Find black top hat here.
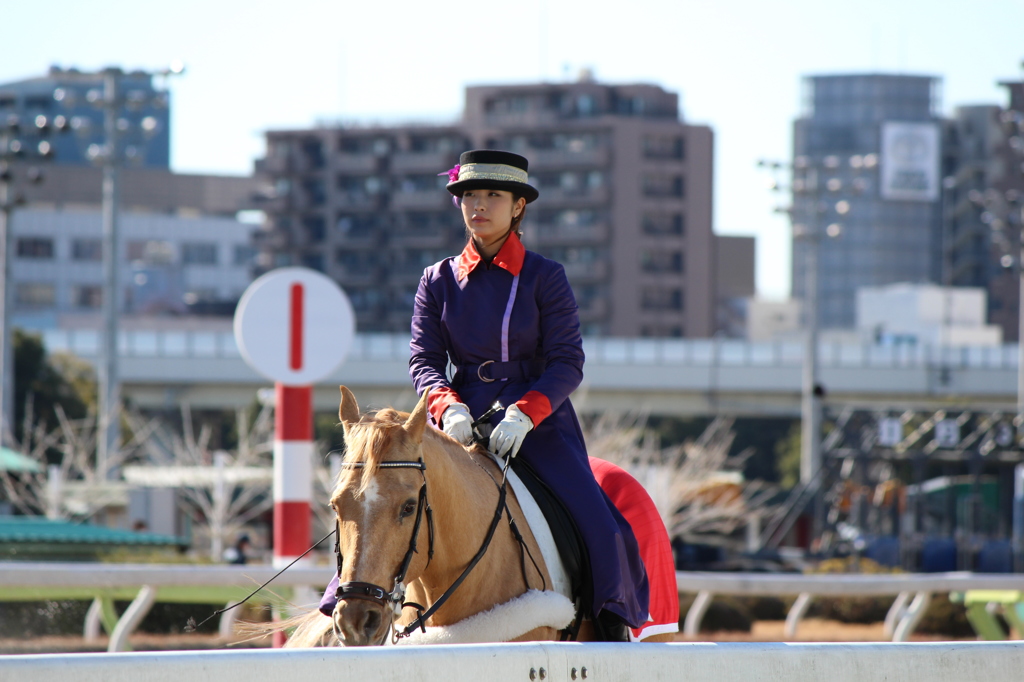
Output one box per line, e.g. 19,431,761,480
445,150,539,203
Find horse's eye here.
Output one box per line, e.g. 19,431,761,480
400,500,416,518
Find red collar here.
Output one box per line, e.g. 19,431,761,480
455,232,525,281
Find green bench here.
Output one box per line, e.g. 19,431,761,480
950,590,1024,640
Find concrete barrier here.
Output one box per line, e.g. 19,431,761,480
1,642,1021,682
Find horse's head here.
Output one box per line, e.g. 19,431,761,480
328,385,432,645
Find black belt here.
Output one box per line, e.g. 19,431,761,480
454,359,545,386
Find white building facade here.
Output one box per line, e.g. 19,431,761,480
10,208,256,328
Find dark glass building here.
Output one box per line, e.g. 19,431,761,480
792,74,942,329
0,66,171,169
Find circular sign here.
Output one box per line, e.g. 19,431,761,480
234,267,355,385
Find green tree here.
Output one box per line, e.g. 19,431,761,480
12,330,96,445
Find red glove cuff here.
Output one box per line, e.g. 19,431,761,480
427,387,463,425
515,390,552,426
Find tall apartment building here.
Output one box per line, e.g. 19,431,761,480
0,66,171,169
253,79,717,337
792,74,942,329
941,80,1024,340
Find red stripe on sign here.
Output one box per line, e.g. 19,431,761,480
275,384,312,441
289,283,304,371
274,500,311,558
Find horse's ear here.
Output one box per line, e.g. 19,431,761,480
403,388,430,442
339,385,360,429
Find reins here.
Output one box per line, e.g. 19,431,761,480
189,402,546,644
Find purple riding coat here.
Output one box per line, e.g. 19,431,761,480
406,233,649,629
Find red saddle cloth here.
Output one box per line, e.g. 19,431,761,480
590,457,680,641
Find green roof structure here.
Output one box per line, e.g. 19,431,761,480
0,516,187,561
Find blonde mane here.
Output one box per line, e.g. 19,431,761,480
337,408,471,495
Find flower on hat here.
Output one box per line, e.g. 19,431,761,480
439,164,461,206
438,164,461,184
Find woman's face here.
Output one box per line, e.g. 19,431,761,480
461,188,525,245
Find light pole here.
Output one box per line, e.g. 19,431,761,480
0,116,64,442
760,153,873,539
53,63,183,477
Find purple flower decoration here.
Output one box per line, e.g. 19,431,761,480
438,164,460,183
438,164,461,207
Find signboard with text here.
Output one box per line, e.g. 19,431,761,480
880,121,940,202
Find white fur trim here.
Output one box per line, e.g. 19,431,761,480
394,590,575,645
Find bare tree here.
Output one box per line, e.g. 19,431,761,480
0,400,158,520
124,404,275,559
585,414,779,548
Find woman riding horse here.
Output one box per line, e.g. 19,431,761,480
407,149,649,637
318,150,650,638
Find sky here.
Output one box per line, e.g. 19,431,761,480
2,0,1022,299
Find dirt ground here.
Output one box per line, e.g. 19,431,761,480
0,619,977,654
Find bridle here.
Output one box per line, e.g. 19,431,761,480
332,448,538,644
333,459,435,644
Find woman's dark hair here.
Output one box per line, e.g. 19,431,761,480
511,193,527,236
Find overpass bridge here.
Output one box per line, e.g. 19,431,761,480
40,329,1021,417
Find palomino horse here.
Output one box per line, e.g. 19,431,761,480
287,386,573,647
286,386,675,646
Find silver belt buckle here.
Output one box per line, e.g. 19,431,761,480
477,360,495,383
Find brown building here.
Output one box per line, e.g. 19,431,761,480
253,79,717,337
714,235,756,337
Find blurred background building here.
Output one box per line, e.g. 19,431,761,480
253,78,748,338
791,74,943,331
0,66,170,169
6,165,259,329
941,80,1024,342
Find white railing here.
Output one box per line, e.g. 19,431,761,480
675,570,1024,641
39,329,1023,371
4,563,1024,652
1,641,1021,682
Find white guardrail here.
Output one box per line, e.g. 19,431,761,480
1,642,1022,682
4,564,1024,650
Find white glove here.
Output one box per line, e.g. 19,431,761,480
441,402,474,445
489,404,534,458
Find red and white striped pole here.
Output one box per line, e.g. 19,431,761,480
271,382,312,647
271,282,314,646
273,382,313,565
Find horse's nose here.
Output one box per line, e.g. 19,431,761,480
334,602,387,646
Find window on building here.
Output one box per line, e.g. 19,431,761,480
302,215,325,241
300,138,324,169
126,240,174,263
642,174,684,198
234,244,257,266
71,284,102,309
641,287,683,311
16,237,54,259
640,250,683,273
643,135,685,160
400,174,444,192
302,178,325,206
182,288,218,305
15,283,55,308
71,238,102,261
301,253,324,272
181,242,218,265
640,324,683,337
642,213,685,235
